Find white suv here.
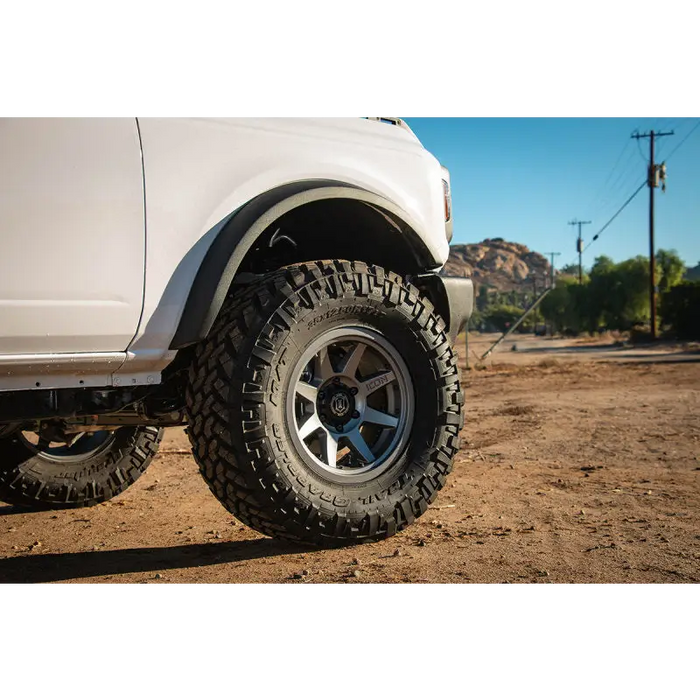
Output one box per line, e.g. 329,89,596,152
0,118,473,545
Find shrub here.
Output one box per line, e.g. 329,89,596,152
660,281,700,340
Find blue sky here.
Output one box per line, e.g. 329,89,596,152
408,118,700,270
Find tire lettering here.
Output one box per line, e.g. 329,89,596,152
306,306,384,330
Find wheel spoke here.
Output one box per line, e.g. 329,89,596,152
316,347,335,381
295,381,318,403
339,342,366,378
363,407,399,429
361,370,396,396
322,430,339,467
346,428,375,464
298,414,323,441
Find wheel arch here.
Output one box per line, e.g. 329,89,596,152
170,179,442,349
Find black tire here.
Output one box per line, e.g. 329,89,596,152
186,261,463,546
0,426,162,509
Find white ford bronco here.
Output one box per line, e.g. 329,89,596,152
0,118,473,545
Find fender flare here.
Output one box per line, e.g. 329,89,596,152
170,179,438,348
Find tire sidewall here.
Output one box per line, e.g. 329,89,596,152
244,276,450,514
0,426,162,508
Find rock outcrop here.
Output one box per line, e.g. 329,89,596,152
444,238,551,292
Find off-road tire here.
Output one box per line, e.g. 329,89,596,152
0,426,162,509
186,261,464,546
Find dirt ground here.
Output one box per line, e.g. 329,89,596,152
1,334,699,584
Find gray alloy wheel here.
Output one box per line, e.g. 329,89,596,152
19,429,116,462
286,327,415,483
0,425,162,509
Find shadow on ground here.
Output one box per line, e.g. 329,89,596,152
0,506,23,516
0,539,314,583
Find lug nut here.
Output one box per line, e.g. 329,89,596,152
336,424,344,432
352,410,360,419
350,387,358,396
332,377,341,385
318,391,326,400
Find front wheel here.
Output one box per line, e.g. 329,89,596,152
186,261,464,546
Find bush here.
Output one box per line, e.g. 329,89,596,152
629,324,654,344
660,281,700,340
484,304,525,333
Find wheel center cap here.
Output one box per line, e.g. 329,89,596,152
329,392,351,418
319,385,355,426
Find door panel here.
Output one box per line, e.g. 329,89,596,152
0,118,145,354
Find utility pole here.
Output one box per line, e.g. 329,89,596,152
632,128,674,340
543,252,561,288
568,220,592,284
541,252,560,337
532,277,538,332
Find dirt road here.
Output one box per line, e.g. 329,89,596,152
2,335,699,583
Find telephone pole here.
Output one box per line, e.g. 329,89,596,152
568,220,591,284
541,252,560,337
542,252,561,288
632,129,674,340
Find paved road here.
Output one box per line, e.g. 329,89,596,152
467,334,700,365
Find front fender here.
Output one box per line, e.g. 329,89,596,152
170,180,440,349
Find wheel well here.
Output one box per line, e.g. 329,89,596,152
236,199,433,277
170,188,442,350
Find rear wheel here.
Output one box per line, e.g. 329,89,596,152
0,425,162,508
186,260,463,546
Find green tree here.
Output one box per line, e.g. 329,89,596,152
559,263,580,278
476,284,490,312
657,249,686,293
660,281,700,339
614,256,651,327
484,304,525,333
590,255,615,276
586,256,649,330
540,277,585,334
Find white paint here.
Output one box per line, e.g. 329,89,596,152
0,118,145,354
126,118,448,371
0,118,451,391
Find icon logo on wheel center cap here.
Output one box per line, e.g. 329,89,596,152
330,393,351,417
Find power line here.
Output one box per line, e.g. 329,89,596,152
555,180,647,281
663,119,700,162
561,180,647,292
593,146,645,220
553,122,687,293
562,180,647,284
586,120,688,226
584,139,633,215
650,118,665,130
654,119,683,159
582,181,647,253
600,122,675,215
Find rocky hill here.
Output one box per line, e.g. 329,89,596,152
444,238,551,292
